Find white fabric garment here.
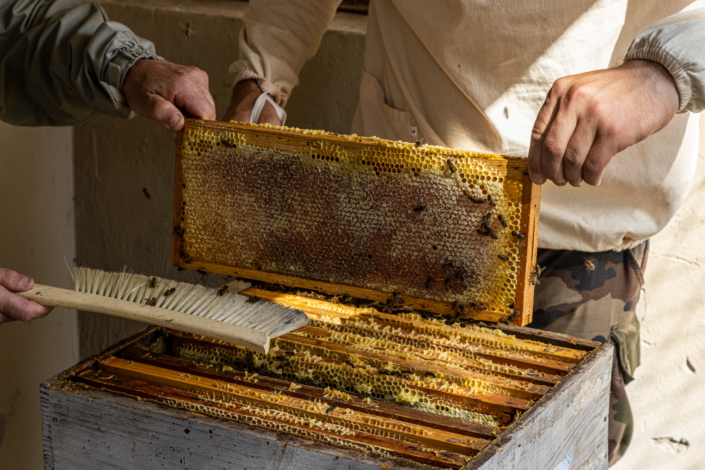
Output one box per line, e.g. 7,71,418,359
230,0,705,252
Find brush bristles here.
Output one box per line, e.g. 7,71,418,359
72,267,309,339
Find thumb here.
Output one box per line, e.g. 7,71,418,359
149,97,186,131
0,268,34,292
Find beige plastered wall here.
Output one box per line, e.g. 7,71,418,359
0,124,78,469
1,0,703,468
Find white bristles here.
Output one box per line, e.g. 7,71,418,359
71,267,309,340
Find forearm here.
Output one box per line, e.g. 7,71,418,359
229,0,342,106
625,3,705,113
0,0,162,126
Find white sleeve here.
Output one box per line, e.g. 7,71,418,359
229,0,342,107
625,2,705,113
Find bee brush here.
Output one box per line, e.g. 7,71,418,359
16,267,309,354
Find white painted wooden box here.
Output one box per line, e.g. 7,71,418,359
41,325,611,470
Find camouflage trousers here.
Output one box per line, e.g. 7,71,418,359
528,240,648,467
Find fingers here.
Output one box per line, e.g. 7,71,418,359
528,86,560,185
0,267,34,292
123,60,216,131
148,97,184,131
562,117,596,186
539,107,578,186
177,68,216,122
0,270,53,324
582,134,617,186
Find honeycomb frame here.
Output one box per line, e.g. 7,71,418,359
173,120,541,325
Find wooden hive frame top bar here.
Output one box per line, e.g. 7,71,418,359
174,120,540,325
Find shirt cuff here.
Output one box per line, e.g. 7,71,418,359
624,47,691,113
229,60,283,105
104,46,164,109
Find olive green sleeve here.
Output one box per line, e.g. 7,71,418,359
0,0,163,126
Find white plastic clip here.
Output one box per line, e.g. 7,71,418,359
250,92,287,125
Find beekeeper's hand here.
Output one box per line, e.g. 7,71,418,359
123,59,216,132
222,79,282,125
528,59,679,187
0,268,53,324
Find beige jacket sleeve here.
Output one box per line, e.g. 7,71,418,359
229,0,341,107
625,2,705,113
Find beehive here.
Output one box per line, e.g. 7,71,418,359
173,120,540,325
42,322,610,470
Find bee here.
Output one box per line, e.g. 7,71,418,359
458,304,466,315
392,291,403,304
497,214,508,227
487,194,496,207
173,227,185,237
344,361,356,369
182,22,193,40
498,254,508,261
164,287,176,297
245,296,260,304
379,370,391,376
508,301,515,309
470,195,487,204
529,264,544,285
470,302,479,309
481,212,492,226
146,297,157,306
197,269,207,275
180,254,192,264
511,231,525,240
442,261,454,269
413,205,426,212
444,278,451,290
425,276,433,289
446,159,456,174
284,350,296,356
499,315,510,325
510,310,522,321
148,277,157,288
142,188,151,199
221,139,237,148
489,229,499,240
477,305,486,311
325,402,340,414
584,258,595,273
414,138,425,147
451,300,459,310
217,285,228,296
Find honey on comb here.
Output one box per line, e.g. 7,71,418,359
178,121,530,317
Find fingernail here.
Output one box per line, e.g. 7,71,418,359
532,173,546,185
168,114,181,130
555,180,567,187
20,276,30,289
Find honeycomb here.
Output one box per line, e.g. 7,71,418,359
177,121,534,316
174,338,505,427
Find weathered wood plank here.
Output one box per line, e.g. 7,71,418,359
463,345,612,470
41,380,441,470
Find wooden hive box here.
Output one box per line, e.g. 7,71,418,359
41,121,612,469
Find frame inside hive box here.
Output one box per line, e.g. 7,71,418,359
172,120,541,325
41,326,611,469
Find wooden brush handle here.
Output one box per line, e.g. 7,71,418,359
18,284,270,354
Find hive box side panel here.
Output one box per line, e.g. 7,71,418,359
40,383,422,470
471,344,612,470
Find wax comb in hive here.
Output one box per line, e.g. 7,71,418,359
173,120,540,325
